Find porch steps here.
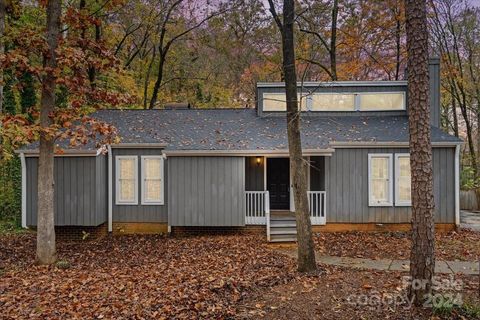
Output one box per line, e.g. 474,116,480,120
269,211,297,243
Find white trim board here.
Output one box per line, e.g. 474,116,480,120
330,141,461,148
20,153,27,228
257,81,408,88
140,156,165,205
163,149,334,157
115,155,139,205
107,145,113,232
368,153,393,207
455,145,460,225
394,153,412,206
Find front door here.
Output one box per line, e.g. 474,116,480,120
267,158,290,210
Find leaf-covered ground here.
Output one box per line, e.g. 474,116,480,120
0,234,295,319
1,232,479,319
314,230,480,261
237,265,480,320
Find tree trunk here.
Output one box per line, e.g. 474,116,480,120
280,0,316,273
405,0,435,305
450,85,459,137
149,52,165,109
330,0,338,81
88,23,101,90
394,14,402,81
37,0,62,265
0,0,5,114
143,47,156,109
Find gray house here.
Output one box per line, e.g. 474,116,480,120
18,59,462,241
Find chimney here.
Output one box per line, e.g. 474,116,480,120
429,57,441,127
162,102,191,110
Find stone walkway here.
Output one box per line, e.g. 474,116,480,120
460,210,480,231
279,250,479,275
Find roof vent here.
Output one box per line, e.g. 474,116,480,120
163,102,191,110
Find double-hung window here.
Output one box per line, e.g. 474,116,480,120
368,154,393,206
141,156,164,205
116,156,138,205
395,154,411,206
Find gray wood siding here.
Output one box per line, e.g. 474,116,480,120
26,156,106,226
325,148,455,224
245,156,264,191
168,157,245,226
112,148,167,223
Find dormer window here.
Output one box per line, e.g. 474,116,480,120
359,92,405,111
310,93,355,111
262,93,308,111
260,89,406,112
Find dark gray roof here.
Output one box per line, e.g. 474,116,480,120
22,109,461,151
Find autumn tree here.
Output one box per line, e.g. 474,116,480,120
146,0,234,109
405,0,436,304
429,0,480,180
1,0,130,263
268,0,316,273
34,0,63,264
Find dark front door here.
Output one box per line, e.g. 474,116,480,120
267,158,290,210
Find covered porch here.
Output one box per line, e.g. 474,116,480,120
244,156,327,241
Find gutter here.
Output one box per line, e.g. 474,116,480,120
163,148,335,157
330,141,462,148
16,149,99,157
110,143,167,149
20,153,27,228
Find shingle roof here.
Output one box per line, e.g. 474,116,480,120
22,109,461,151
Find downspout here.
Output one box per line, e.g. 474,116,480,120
20,153,27,228
454,144,460,227
108,145,113,232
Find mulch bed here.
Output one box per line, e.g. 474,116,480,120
314,230,480,261
0,233,295,319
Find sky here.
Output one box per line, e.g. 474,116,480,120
470,0,480,6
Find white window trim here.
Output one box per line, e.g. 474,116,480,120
358,91,406,111
141,155,165,205
115,156,138,205
368,153,393,206
395,153,412,206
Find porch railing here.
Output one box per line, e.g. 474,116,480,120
308,191,326,225
245,191,269,225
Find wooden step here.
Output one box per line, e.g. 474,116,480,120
270,221,297,228
270,229,297,235
270,215,296,221
270,234,297,242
